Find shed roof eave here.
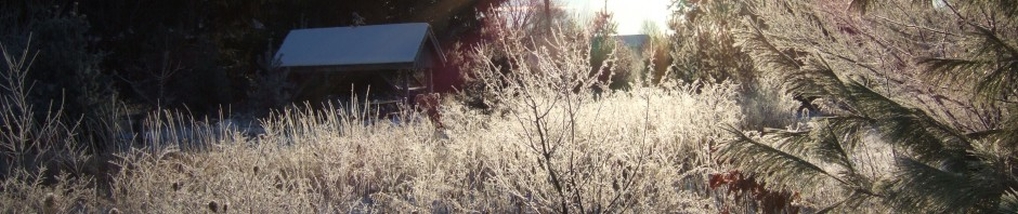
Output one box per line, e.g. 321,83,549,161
424,28,446,63
276,23,439,68
283,62,420,73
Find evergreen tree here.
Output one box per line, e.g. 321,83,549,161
719,0,1018,212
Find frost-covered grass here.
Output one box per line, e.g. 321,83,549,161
0,26,809,213
2,85,761,213
98,82,747,213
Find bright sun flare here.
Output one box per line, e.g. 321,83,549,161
562,0,672,35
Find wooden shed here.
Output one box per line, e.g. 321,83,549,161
275,23,445,104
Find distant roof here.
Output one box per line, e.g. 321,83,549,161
275,23,444,71
616,34,650,51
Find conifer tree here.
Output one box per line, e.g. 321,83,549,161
718,0,1018,212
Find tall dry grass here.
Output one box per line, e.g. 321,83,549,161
101,83,747,213
0,38,104,214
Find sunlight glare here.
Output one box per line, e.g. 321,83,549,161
562,0,672,35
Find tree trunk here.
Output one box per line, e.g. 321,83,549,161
544,0,552,32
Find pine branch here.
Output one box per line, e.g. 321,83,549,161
975,59,1018,102
920,57,989,80
719,126,852,192
1000,189,1018,213
972,25,1018,58
791,59,854,103
768,127,855,175
921,24,1018,104
848,0,932,14
772,116,885,193
818,115,874,150
885,157,1002,213
816,190,870,214
841,82,974,164
736,19,802,74
965,129,1003,140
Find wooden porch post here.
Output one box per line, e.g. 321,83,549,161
427,68,434,93
403,69,410,105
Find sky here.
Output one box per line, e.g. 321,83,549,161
561,0,673,35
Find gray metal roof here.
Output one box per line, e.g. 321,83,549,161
275,23,444,71
616,34,650,51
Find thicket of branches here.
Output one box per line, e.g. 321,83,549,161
668,0,797,130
